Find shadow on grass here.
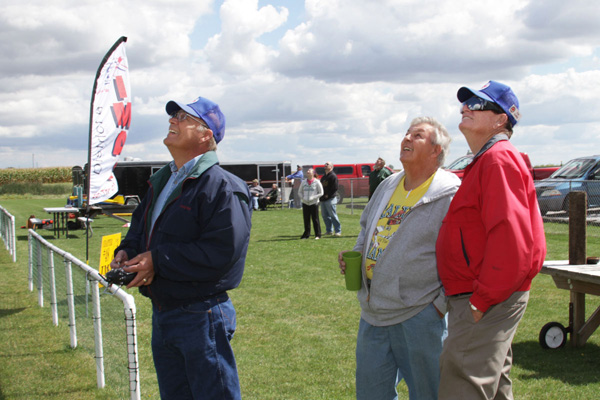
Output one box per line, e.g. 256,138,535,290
0,307,26,318
257,235,352,242
513,340,600,385
257,235,307,242
17,232,87,241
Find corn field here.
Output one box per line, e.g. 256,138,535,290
0,167,72,185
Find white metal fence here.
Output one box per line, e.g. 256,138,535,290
28,229,141,400
0,205,16,262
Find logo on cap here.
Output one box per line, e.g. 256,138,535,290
509,105,521,122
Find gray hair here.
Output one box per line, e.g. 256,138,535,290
409,116,451,167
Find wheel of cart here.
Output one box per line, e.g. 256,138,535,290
539,321,568,349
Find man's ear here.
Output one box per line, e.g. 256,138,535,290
432,144,442,158
496,113,509,129
203,130,214,142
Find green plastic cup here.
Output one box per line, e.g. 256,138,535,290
342,251,362,291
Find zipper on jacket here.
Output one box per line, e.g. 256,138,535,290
143,175,196,311
460,228,470,267
146,176,194,249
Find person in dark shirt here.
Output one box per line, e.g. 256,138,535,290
259,183,279,210
320,161,342,236
368,157,393,199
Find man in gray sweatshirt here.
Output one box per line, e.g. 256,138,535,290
338,116,460,400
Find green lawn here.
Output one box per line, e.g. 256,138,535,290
1,196,600,399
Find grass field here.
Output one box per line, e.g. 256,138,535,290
1,195,600,399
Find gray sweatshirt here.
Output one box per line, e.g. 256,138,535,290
353,169,460,326
299,179,324,205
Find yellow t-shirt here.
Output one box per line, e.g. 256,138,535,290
364,173,435,279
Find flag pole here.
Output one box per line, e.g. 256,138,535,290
85,36,128,264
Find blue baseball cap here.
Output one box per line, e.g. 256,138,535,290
166,96,226,143
457,80,521,127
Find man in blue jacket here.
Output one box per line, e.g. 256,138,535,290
110,96,252,399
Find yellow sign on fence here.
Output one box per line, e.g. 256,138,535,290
99,233,122,277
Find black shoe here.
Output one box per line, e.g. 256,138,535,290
300,235,309,239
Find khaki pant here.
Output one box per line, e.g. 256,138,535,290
439,291,529,400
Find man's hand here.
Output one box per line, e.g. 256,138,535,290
471,308,484,323
337,251,351,275
110,250,129,270
434,305,444,318
122,251,155,289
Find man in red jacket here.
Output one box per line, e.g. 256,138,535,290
436,81,546,400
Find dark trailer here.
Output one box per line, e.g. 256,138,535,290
73,160,292,212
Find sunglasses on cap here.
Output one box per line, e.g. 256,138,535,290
462,96,504,114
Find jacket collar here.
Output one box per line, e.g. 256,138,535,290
146,151,220,224
473,133,509,160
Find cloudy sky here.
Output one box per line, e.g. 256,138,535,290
2,0,600,170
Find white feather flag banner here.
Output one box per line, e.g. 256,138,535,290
87,36,131,205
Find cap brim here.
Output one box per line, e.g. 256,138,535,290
457,86,494,103
166,101,183,115
166,101,205,120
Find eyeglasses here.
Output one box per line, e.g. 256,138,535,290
170,111,209,128
462,97,504,114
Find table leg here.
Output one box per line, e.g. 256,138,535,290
570,291,585,347
54,212,59,238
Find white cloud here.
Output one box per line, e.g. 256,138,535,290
204,0,289,74
0,0,599,172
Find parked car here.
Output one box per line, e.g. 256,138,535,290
445,152,559,181
444,154,474,179
535,155,600,215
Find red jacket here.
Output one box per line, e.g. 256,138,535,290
436,138,546,312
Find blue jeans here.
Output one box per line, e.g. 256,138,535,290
251,196,259,210
356,303,447,400
320,198,341,233
151,295,241,400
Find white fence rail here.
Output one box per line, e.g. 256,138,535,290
28,229,141,400
0,205,16,262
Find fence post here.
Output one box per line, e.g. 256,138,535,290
37,242,44,307
48,248,59,326
91,277,106,389
350,179,354,215
568,191,587,265
0,206,17,262
28,231,34,292
64,259,78,348
124,303,141,400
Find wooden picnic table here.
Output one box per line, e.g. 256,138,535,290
540,260,600,348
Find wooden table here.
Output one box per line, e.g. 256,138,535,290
540,260,600,347
43,207,78,238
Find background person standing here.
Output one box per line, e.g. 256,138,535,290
299,168,323,239
286,164,304,208
320,162,342,236
436,81,546,400
368,157,393,199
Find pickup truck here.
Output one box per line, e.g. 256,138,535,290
307,163,393,203
445,153,558,181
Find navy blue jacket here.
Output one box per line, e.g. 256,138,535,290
115,151,252,310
